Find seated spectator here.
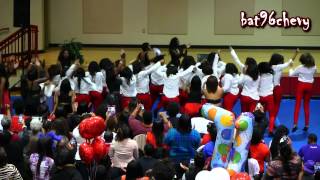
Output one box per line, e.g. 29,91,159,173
10,99,28,134
151,159,176,180
137,144,158,175
146,114,171,149
166,102,180,128
269,125,289,160
183,76,202,117
164,114,200,170
0,117,28,178
265,136,303,179
202,123,217,160
121,160,149,180
29,137,54,180
50,147,83,180
0,147,22,179
299,133,320,178
128,104,153,136
109,124,139,179
181,152,205,180
249,127,270,176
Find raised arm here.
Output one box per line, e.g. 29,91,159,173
230,47,245,69
139,61,163,77
177,65,195,77
212,53,219,78
289,65,302,77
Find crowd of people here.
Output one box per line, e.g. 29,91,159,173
0,37,318,180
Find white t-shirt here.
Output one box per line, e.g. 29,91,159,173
248,158,260,180
258,73,274,97
221,73,240,95
271,59,292,86
289,65,317,83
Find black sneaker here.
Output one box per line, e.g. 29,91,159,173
292,126,298,132
303,127,309,131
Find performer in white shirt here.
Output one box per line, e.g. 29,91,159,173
134,59,163,111
269,50,298,120
119,67,137,110
258,62,276,135
179,56,197,106
221,63,239,112
230,47,260,112
159,64,196,108
289,53,317,132
149,49,166,105
73,67,96,107
87,61,104,110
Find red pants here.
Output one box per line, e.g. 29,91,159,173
137,93,152,111
90,91,104,110
294,81,313,127
223,93,238,112
121,96,133,110
160,96,180,109
149,84,163,105
1,89,10,115
260,95,276,132
183,103,202,117
240,95,258,112
273,85,282,118
76,94,91,105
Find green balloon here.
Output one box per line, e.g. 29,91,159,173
238,120,248,131
232,151,241,163
218,144,229,155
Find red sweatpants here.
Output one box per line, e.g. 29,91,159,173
223,93,238,112
294,81,313,127
149,84,163,105
260,95,276,132
160,96,180,109
89,91,104,110
273,85,282,118
240,95,258,112
121,96,133,110
137,93,152,111
76,94,91,105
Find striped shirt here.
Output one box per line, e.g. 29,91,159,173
266,154,302,180
0,164,23,180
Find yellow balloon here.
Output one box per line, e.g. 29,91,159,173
220,114,233,127
208,108,217,121
235,136,242,147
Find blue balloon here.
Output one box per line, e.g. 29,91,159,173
221,129,232,140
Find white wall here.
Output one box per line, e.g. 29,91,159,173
0,0,45,50
47,0,320,47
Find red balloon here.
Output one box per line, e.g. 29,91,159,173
79,142,94,164
88,116,106,137
231,172,250,180
92,137,108,161
79,118,94,139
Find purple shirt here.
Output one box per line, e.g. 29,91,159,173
298,144,320,163
29,153,54,180
128,115,152,136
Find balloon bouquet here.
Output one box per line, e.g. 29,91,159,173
200,104,254,180
79,116,107,180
